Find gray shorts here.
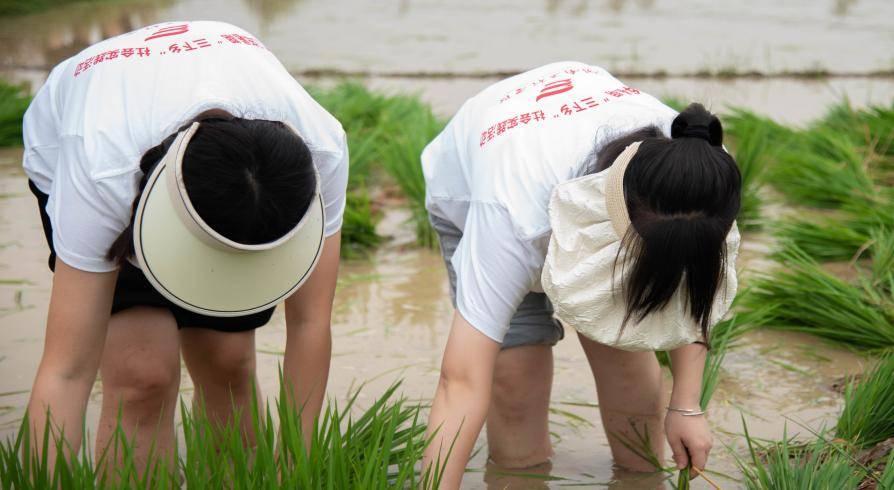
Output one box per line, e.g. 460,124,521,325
430,213,564,350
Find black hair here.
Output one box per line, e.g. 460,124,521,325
107,116,316,263
590,103,741,342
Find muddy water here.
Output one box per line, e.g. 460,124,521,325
0,144,868,488
0,0,887,487
1,0,892,76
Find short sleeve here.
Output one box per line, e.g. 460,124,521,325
452,202,545,342
316,133,349,237
47,140,134,273
22,61,71,191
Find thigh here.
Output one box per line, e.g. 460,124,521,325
101,306,181,395
577,333,663,412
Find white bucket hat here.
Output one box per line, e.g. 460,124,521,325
541,142,740,352
132,122,325,317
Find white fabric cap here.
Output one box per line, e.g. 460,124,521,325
132,122,325,317
541,144,740,352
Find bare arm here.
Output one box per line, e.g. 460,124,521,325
666,343,712,471
423,311,501,489
282,231,340,441
27,260,117,463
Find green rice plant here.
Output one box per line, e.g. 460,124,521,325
735,421,862,490
878,449,894,489
741,241,894,350
723,108,793,230
376,95,444,248
0,81,31,147
771,186,893,262
309,82,393,256
0,380,445,489
341,190,382,258
310,82,444,249
816,100,894,164
836,354,894,449
768,127,877,209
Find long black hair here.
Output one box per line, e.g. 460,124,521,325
591,103,741,342
107,115,316,263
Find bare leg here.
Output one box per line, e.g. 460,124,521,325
180,328,259,443
95,307,181,476
486,345,554,468
578,333,665,472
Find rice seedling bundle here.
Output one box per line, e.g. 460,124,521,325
0,381,443,489
310,82,444,249
735,423,862,490
741,237,894,350
376,94,445,248
768,127,877,210
836,355,894,449
0,81,31,147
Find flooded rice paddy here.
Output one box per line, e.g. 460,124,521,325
0,146,869,488
0,0,891,487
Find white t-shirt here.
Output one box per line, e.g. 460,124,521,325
23,21,348,273
421,61,678,343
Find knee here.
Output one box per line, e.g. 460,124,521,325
104,355,180,408
202,347,255,390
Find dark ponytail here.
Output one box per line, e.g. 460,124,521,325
594,103,741,342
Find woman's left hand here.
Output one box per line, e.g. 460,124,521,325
664,410,712,472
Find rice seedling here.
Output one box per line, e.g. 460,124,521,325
376,95,444,248
815,100,894,164
723,108,792,230
310,82,444,249
768,126,877,209
836,354,894,449
740,241,894,350
735,420,862,490
0,380,445,489
0,81,31,147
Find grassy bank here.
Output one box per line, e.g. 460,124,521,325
0,381,444,489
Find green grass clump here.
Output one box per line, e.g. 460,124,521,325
376,95,443,248
0,381,444,489
836,355,894,449
0,81,31,147
768,127,877,210
724,108,793,230
736,423,862,490
740,238,894,350
310,82,444,251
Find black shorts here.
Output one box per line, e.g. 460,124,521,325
29,180,275,331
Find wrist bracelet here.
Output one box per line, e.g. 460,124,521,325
667,407,706,417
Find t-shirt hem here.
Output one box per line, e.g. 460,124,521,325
456,303,505,344
53,239,118,273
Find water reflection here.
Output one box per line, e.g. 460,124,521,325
241,0,304,31
833,0,859,16
0,0,172,70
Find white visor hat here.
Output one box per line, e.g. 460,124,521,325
541,142,740,352
132,122,325,317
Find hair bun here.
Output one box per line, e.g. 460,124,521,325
671,103,723,147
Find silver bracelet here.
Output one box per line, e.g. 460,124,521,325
667,407,706,417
